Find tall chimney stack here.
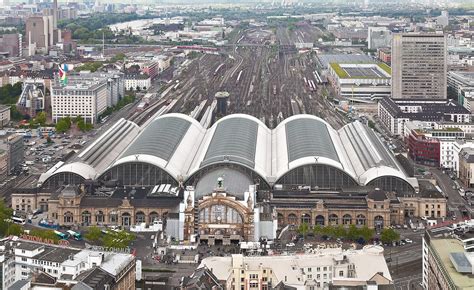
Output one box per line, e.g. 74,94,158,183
53,0,58,29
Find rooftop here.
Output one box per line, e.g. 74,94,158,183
200,247,391,287
430,238,474,288
379,98,470,120
329,63,391,79
318,54,374,69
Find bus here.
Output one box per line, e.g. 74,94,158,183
66,230,82,241
54,230,69,240
11,216,26,225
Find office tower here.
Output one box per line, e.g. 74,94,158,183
25,16,54,52
391,33,447,99
367,27,392,50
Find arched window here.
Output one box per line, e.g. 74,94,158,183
95,211,104,224
329,214,339,225
64,211,74,224
81,211,91,226
342,214,352,225
288,213,297,225
122,212,131,226
199,204,243,224
356,214,366,226
277,213,284,226
315,215,325,226
149,212,159,223
301,214,311,225
374,215,384,229
135,211,146,224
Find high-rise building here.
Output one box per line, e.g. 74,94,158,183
25,16,54,53
51,72,124,124
367,27,392,50
391,33,447,99
0,33,21,57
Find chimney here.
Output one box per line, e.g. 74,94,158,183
53,0,58,29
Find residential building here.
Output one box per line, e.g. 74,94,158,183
378,98,470,136
51,72,124,124
407,129,441,167
377,47,391,64
0,245,16,290
0,149,7,181
141,61,158,79
157,55,173,72
199,248,392,289
0,239,136,289
422,226,474,290
405,121,465,169
367,27,392,50
391,33,447,99
0,105,10,127
124,73,151,91
0,33,21,57
327,62,391,99
448,71,474,113
459,148,474,188
453,140,474,177
0,134,24,173
180,266,222,289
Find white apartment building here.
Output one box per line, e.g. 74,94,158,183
0,104,10,127
4,239,136,288
125,73,151,91
378,98,470,136
391,33,447,99
52,81,107,124
51,72,124,124
200,246,392,290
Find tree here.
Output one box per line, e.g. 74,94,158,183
333,225,346,239
297,222,310,239
345,224,359,241
313,224,322,236
103,230,135,249
380,228,400,244
30,229,59,242
358,226,375,243
84,226,102,243
36,111,47,126
321,225,335,239
0,200,16,237
55,118,70,133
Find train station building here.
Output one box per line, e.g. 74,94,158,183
11,113,447,244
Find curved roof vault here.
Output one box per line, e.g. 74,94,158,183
43,113,415,191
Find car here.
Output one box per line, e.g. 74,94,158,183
403,225,408,229
405,239,413,244
286,243,295,247
396,225,401,229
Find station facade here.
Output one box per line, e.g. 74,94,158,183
11,113,445,243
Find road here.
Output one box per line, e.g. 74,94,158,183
422,167,472,219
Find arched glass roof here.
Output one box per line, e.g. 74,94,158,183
42,113,416,193
121,116,192,162
201,117,258,168
285,117,339,163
